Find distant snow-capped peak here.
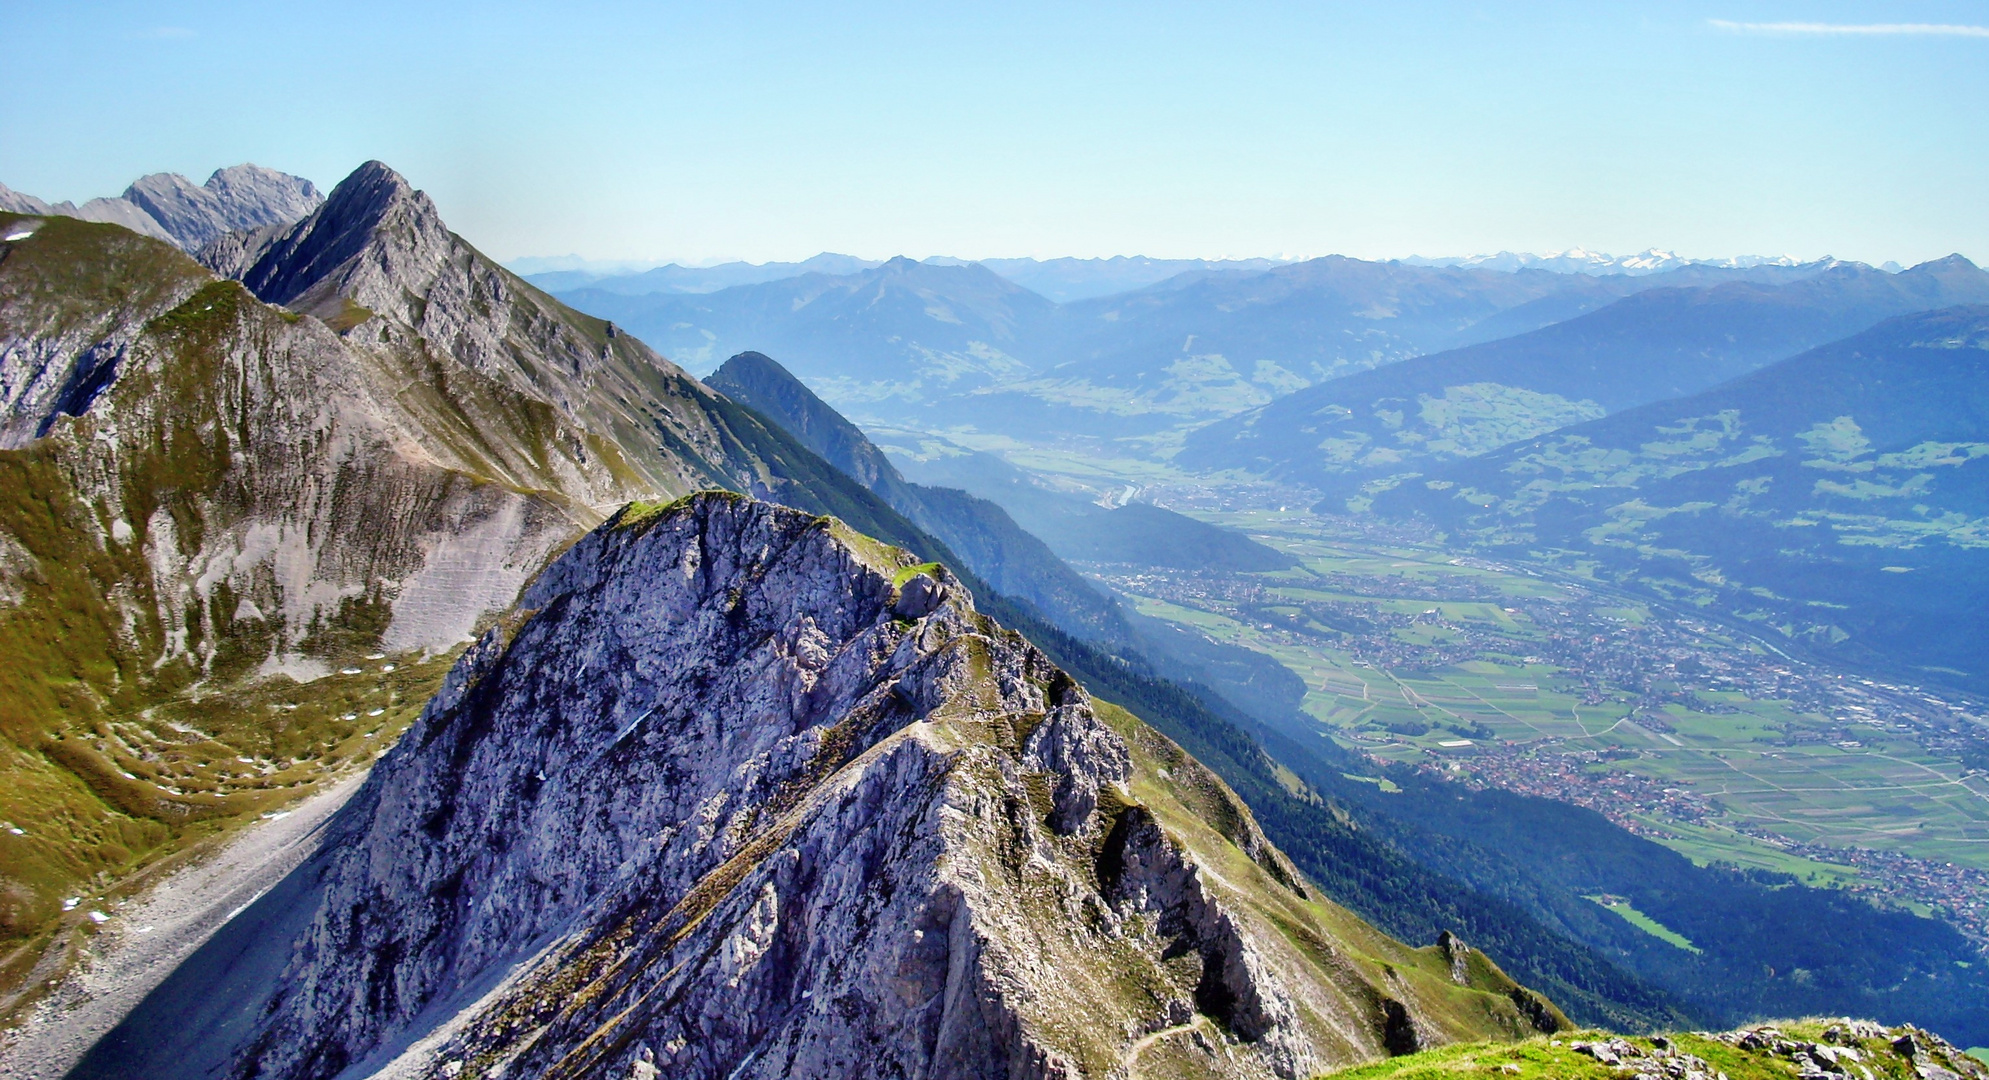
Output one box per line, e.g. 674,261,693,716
1401,248,1807,276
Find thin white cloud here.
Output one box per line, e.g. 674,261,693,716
1710,19,1989,38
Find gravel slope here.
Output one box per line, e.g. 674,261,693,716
0,773,365,1078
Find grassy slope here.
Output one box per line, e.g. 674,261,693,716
1096,699,1573,1051
1324,1020,1987,1080
0,244,468,1012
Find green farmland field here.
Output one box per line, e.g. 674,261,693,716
1109,508,1989,879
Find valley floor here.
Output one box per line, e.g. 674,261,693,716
887,425,1989,948
1096,509,1989,945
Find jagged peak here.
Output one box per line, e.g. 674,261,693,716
235,159,441,311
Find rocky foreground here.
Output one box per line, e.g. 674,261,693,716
75,493,1561,1080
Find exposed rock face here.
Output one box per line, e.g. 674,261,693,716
0,159,887,677
0,165,321,250
77,494,1561,1080
0,213,211,447
123,165,324,251
0,163,961,952
1717,1021,1989,1080
0,230,577,665
202,160,794,510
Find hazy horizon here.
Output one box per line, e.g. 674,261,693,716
4,3,1985,268
503,247,1919,274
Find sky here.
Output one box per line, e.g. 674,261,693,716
3,2,1986,266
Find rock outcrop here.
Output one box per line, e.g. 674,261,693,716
201,160,812,511
76,493,1564,1080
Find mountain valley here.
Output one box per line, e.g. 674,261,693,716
2,153,1987,1079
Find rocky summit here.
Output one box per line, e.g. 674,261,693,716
77,493,1562,1080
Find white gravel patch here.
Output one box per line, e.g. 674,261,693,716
0,772,367,1078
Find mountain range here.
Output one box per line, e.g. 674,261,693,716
553,252,1839,433
0,165,322,251
535,255,1305,304
1378,304,1989,690
1180,256,1989,502
527,249,1831,303
7,155,1988,1074
1400,248,1820,276
521,252,885,295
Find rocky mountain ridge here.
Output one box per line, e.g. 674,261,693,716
76,493,1565,1080
1180,255,1989,499
707,350,1139,646
0,165,321,251
0,159,964,969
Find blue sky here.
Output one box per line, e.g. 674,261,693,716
3,2,1985,265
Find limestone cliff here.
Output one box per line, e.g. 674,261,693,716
77,493,1563,1080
